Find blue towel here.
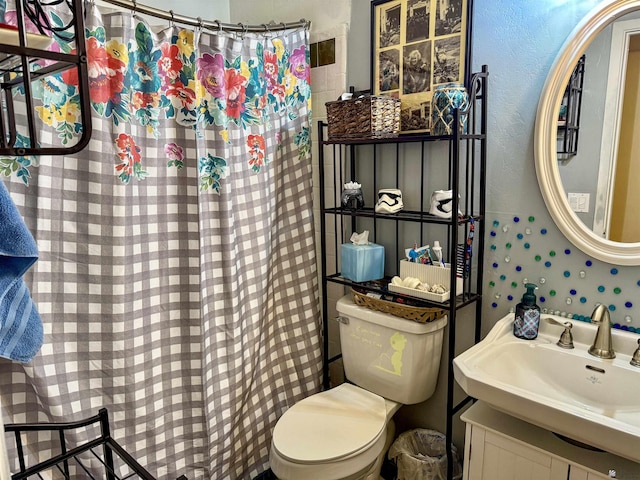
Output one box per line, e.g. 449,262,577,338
0,179,43,363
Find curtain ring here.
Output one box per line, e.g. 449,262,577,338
131,0,137,14
237,22,246,38
280,22,287,31
197,16,204,30
214,19,222,33
169,10,175,27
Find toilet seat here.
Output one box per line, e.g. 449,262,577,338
272,383,387,464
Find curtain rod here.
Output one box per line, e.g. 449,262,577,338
95,0,310,33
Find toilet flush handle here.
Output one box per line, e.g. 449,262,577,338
336,316,349,325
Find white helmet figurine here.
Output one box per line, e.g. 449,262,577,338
375,188,403,214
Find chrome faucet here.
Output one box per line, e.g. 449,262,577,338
631,339,640,367
588,304,615,359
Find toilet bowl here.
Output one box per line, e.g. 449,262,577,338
269,295,448,480
269,384,400,480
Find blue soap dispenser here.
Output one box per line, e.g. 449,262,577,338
513,283,540,340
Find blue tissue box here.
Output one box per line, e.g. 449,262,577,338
341,243,385,282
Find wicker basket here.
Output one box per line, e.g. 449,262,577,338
326,95,401,140
351,288,446,323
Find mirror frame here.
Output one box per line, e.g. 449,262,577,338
535,0,640,265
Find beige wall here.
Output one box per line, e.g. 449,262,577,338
229,0,351,33
95,0,229,24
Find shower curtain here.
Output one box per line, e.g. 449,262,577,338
0,4,322,479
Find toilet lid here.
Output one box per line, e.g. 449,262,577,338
272,384,387,463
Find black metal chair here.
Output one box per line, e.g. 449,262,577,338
5,408,188,480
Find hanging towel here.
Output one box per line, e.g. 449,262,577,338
0,179,43,363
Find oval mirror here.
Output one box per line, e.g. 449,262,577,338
535,0,640,265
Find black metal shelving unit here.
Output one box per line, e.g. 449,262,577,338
318,66,488,480
557,54,585,160
0,0,91,156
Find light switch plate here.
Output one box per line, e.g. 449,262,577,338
568,192,590,213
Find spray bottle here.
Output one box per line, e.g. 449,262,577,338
513,283,541,340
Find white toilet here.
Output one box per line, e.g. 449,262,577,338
269,295,447,480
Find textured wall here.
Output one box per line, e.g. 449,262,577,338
469,0,640,333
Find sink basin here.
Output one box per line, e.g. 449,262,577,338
453,313,640,464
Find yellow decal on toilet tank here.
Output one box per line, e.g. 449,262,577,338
350,326,383,348
375,332,407,376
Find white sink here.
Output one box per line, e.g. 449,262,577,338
453,313,640,464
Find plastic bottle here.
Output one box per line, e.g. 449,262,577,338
432,240,445,267
513,283,541,340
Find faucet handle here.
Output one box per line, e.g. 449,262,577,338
545,317,574,349
631,339,640,367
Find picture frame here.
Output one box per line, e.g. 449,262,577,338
371,0,471,135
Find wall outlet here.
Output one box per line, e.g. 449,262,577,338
568,192,590,213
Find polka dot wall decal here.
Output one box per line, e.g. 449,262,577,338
611,268,618,275
492,302,498,308
544,261,552,267
511,282,518,288
489,281,495,287
625,315,633,322
493,220,499,227
539,277,546,284
579,270,586,278
565,249,571,254
504,256,511,263
586,260,592,266
524,243,530,249
540,296,546,302
626,301,633,308
516,265,522,272
525,227,532,235
614,287,621,294
514,216,520,222
507,295,513,301
517,233,523,240
492,262,498,268
502,225,509,233
580,297,587,303
535,255,541,261
490,244,497,250
549,250,556,257
598,285,605,292
570,289,576,295
563,271,570,277
500,275,506,281
566,297,572,304
550,290,556,296
610,305,617,312
541,228,547,234
506,243,512,249
528,216,535,222
490,231,496,237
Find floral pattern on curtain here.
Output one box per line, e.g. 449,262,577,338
0,4,322,480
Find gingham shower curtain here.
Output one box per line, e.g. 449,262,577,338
0,4,322,479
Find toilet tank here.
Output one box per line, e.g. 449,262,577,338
335,295,447,405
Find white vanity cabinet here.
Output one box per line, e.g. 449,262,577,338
461,402,639,480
